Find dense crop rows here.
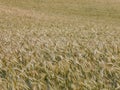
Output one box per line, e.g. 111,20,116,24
0,0,120,90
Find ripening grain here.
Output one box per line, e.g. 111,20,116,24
0,0,120,90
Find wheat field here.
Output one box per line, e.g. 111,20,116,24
0,0,120,90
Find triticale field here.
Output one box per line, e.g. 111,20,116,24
0,0,120,90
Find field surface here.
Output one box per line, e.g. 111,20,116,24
0,0,120,90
